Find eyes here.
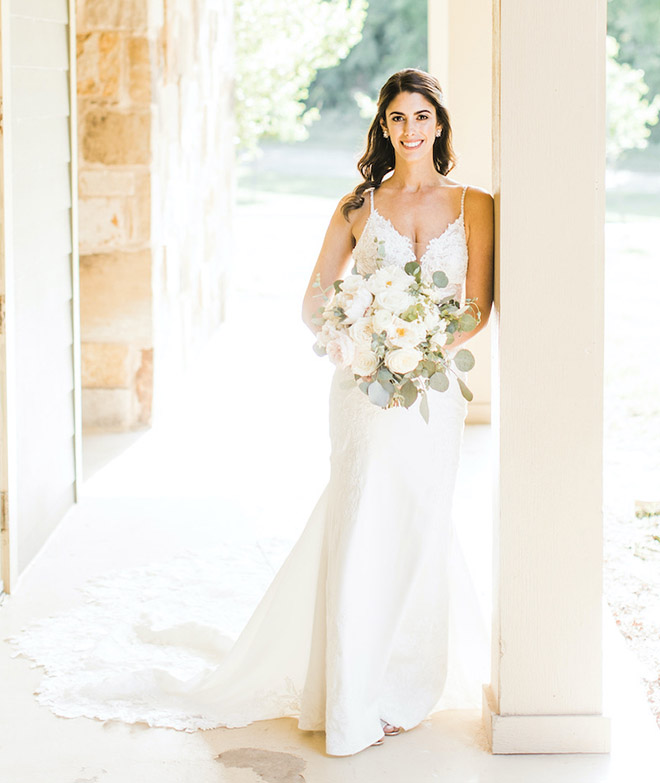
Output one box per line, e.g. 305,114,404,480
391,113,432,122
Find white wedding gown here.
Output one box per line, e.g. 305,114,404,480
6,185,487,756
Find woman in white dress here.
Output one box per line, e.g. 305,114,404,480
298,68,494,752
6,69,493,757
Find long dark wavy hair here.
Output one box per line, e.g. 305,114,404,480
341,69,456,220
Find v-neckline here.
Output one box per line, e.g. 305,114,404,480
370,207,465,265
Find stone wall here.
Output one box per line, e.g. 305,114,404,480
77,0,234,430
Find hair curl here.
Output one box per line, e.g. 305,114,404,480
341,68,456,220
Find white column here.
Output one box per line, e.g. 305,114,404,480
483,0,610,753
0,2,18,592
428,0,492,424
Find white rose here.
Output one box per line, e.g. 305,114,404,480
430,330,448,347
375,288,414,314
326,334,355,368
343,287,374,324
351,349,380,377
315,322,340,347
372,308,395,334
348,317,373,349
385,347,423,375
341,274,368,295
386,317,426,349
367,264,411,294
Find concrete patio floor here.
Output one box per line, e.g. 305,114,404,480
1,333,659,782
2,192,660,780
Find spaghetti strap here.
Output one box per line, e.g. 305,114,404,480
369,188,374,213
460,184,468,216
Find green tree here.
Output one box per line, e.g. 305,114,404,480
307,0,427,113
607,35,660,162
608,0,660,142
234,0,367,155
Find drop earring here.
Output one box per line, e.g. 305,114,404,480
435,128,442,138
382,129,389,139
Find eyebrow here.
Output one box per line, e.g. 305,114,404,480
387,109,431,117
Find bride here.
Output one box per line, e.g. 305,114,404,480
6,69,493,757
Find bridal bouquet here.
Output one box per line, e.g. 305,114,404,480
312,261,480,421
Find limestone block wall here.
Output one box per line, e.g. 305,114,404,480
76,0,234,431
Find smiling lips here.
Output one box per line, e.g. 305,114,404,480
401,139,423,149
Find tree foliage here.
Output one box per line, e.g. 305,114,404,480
606,35,660,162
234,0,367,154
608,0,660,142
307,0,427,113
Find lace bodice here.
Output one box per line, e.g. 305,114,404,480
352,185,468,299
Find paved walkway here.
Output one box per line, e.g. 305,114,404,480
1,192,659,781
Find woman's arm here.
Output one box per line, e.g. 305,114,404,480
301,196,357,335
446,186,494,354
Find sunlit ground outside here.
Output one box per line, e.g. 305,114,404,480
602,158,660,726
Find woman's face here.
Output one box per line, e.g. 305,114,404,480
381,91,440,161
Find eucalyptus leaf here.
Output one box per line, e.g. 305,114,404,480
405,261,421,278
457,377,474,402
400,380,418,408
454,349,476,372
433,270,449,288
429,371,450,392
333,279,342,294
459,313,478,331
368,380,391,408
419,392,430,423
377,367,395,384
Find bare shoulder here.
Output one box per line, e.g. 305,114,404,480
336,190,370,224
463,185,493,231
464,184,493,208
329,190,371,247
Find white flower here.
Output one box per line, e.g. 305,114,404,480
375,288,414,314
351,349,380,377
372,308,396,333
316,323,340,347
341,274,369,295
430,330,448,348
387,317,426,349
367,264,411,294
385,347,423,374
422,308,440,331
348,317,373,349
342,287,374,324
326,334,355,368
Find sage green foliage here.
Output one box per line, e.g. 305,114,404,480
430,372,449,393
315,259,480,416
307,0,427,112
454,349,475,372
234,0,367,154
608,0,660,143
606,36,660,161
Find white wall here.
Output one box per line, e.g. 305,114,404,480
0,0,80,586
428,0,492,425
